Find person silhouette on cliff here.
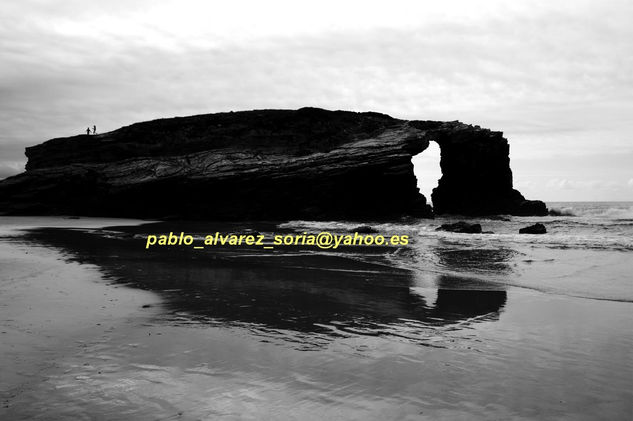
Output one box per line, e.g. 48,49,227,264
93,125,97,135
86,127,91,135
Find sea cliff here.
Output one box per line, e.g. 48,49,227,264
0,108,547,219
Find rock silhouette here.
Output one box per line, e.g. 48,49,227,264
0,108,547,219
519,223,547,234
436,221,483,234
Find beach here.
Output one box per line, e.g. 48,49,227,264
2,0,632,418
1,208,632,420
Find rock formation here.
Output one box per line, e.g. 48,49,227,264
436,221,483,234
0,107,547,219
417,122,547,216
519,223,547,234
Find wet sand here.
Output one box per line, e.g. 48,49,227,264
0,218,161,414
1,217,632,420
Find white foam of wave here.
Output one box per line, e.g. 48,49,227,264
279,218,633,251
550,204,633,220
278,220,419,233
416,229,633,252
548,207,576,216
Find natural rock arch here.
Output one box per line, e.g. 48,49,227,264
408,121,546,216
0,108,546,219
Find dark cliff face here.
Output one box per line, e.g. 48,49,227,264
0,107,546,219
25,108,402,170
411,121,548,216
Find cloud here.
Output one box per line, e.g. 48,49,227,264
546,178,627,191
547,179,576,190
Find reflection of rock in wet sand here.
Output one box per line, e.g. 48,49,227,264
435,247,519,274
433,276,507,323
22,226,507,340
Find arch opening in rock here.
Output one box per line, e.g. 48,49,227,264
412,140,441,207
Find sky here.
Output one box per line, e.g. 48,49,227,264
1,0,632,202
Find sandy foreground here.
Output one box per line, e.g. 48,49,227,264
0,218,160,411
1,217,631,420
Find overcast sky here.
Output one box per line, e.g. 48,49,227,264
1,0,632,201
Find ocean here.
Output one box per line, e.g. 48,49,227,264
0,202,631,420
280,201,633,303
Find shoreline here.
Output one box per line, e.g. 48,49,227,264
1,216,631,419
0,217,161,413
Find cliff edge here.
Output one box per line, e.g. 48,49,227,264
0,107,547,219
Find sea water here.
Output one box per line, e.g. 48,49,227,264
0,203,631,420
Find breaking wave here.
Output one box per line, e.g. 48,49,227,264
548,203,633,220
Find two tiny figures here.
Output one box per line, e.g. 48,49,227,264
86,125,97,135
